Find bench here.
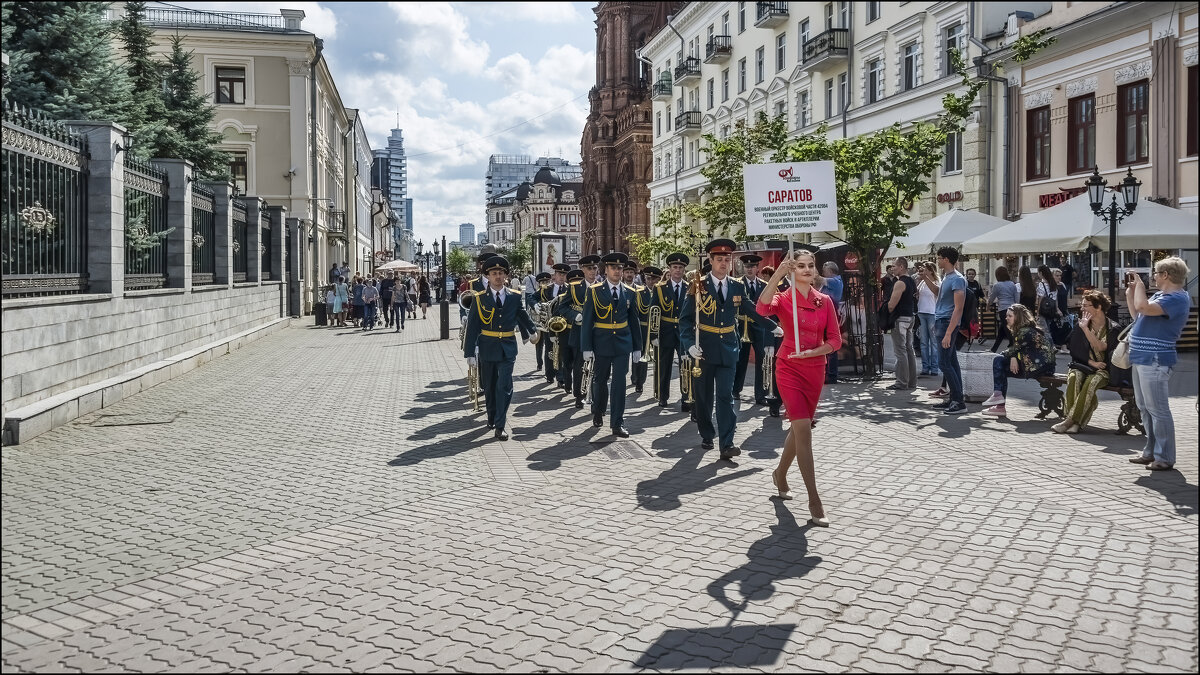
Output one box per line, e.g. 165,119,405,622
1035,374,1143,435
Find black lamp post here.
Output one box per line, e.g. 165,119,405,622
1085,166,1141,319
439,235,450,339
416,239,424,277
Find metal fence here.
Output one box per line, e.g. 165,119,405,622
123,155,171,290
191,184,216,284
1,101,90,297
232,199,248,282
260,206,273,280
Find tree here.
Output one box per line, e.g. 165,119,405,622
446,246,473,277
1,2,132,121
688,33,1054,378
159,35,229,178
629,204,704,265
498,233,533,277
115,1,169,160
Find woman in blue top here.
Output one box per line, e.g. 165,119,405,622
1125,256,1191,471
988,266,1019,352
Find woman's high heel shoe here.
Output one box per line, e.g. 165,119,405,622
808,498,830,527
771,469,793,500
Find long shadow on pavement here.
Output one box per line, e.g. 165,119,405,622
634,500,817,669
1135,471,1199,517
636,446,762,511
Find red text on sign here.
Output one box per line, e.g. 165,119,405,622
767,189,813,203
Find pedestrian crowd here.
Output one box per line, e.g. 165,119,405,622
323,260,432,332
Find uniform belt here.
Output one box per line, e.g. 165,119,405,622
640,320,649,326
595,321,628,330
480,329,515,338
699,324,735,334
661,317,679,323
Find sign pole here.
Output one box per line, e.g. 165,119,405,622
789,234,799,356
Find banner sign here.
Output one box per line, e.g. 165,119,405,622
743,161,839,235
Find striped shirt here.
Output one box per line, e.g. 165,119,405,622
1129,290,1190,367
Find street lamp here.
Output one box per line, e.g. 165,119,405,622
438,236,450,340
1085,166,1141,319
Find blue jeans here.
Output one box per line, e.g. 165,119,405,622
393,302,406,329
1132,359,1176,465
934,319,963,404
991,355,1011,395
364,303,377,328
918,313,940,375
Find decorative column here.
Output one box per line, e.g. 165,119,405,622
153,158,194,291
266,205,287,282
66,121,126,296
201,181,235,286
241,196,264,282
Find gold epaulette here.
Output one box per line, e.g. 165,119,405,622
589,282,604,289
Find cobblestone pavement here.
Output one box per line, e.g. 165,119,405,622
3,308,1197,673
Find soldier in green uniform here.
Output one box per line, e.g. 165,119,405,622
582,252,643,438
680,240,776,459
556,257,600,408
631,265,662,395
462,256,538,441
652,253,690,411
733,254,782,405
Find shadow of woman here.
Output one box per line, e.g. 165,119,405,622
1135,471,1199,517
706,498,822,624
635,447,761,511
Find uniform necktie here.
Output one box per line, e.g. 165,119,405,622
495,291,502,306
675,283,682,303
717,280,724,301
612,285,620,301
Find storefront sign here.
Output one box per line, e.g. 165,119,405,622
1039,186,1086,209
935,191,963,203
743,161,839,235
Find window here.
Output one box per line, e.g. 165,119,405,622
1027,107,1051,180
666,104,672,131
944,24,965,77
1189,66,1198,157
1117,80,1149,166
838,72,847,113
738,1,745,32
738,58,747,92
824,3,834,30
756,47,765,84
838,1,849,28
707,78,714,109
228,151,248,194
723,12,729,36
824,78,834,119
215,67,245,104
1068,95,1096,175
774,100,787,119
799,90,810,127
656,112,661,137
902,42,919,91
867,59,883,104
799,20,810,59
722,69,730,101
944,132,961,174
867,1,881,23
776,34,786,72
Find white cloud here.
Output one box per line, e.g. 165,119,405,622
387,2,489,75
465,2,587,25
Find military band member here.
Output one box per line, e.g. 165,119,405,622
545,263,570,387
622,261,638,286
582,252,643,438
652,253,690,411
459,253,491,325
733,254,781,405
532,272,552,371
557,257,600,407
680,239,777,460
463,256,537,441
631,265,662,395
760,264,785,417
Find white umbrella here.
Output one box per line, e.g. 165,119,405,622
884,208,1012,259
377,259,419,271
960,194,1199,255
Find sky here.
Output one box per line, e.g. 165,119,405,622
174,1,598,249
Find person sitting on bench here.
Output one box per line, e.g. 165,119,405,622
1053,290,1119,434
982,304,1056,417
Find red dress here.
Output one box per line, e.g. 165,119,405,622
757,287,842,421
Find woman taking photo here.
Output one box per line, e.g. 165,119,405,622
417,275,432,319
756,250,842,527
1054,291,1118,433
981,304,1056,417
915,261,940,377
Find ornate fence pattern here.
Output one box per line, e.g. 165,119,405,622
191,184,216,285
1,101,90,297
123,156,170,290
260,206,273,280
232,199,248,282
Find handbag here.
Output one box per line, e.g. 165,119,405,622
1068,362,1098,375
1110,324,1133,369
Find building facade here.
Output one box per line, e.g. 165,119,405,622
371,127,411,261
581,1,679,256
510,167,584,264
486,187,518,247
485,155,582,201
459,222,476,246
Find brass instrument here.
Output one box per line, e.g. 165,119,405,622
467,360,481,411
581,355,595,404
678,273,704,404
457,290,475,351
646,305,661,399
761,347,775,396
530,302,550,345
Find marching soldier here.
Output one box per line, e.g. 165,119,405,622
459,252,491,325
463,255,537,441
680,239,778,460
653,253,690,411
733,254,778,405
582,252,643,438
631,265,662,395
546,263,570,388
556,256,600,407
623,260,639,286
533,272,551,371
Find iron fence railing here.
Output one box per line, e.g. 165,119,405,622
232,199,248,282
191,184,216,285
260,207,273,280
1,100,90,297
123,155,171,290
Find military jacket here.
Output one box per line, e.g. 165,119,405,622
463,288,536,362
581,281,644,358
679,275,775,367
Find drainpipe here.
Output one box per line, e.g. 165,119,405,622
666,16,687,246
970,3,1010,220
309,37,324,310
840,3,854,138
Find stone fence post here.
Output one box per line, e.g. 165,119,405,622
154,159,194,291
241,196,263,283
201,181,235,286
65,121,126,296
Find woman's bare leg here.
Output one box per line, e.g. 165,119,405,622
790,418,825,519
775,429,796,492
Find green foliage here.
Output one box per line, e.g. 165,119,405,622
693,112,790,239
159,35,229,178
629,204,704,264
1,1,133,121
498,233,533,276
115,1,168,160
446,246,473,277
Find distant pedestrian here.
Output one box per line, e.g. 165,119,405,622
362,279,379,330
1054,291,1118,434
407,275,418,319
334,276,348,327
981,304,1056,418
932,247,967,415
392,277,409,331
886,257,917,391
325,286,336,328
988,266,1018,352
916,261,940,377
351,277,365,327
380,273,396,327
821,262,843,385
329,263,340,284
418,276,431,319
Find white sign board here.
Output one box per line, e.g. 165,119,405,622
743,161,839,235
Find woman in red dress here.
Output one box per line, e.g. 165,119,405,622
756,250,842,526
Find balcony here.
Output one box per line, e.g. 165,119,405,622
755,2,789,28
802,28,849,69
651,76,673,100
674,57,701,85
704,35,732,63
326,211,347,239
675,111,702,133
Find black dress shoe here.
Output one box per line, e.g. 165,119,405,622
592,413,603,427
659,401,669,408
612,426,630,438
769,408,781,418
701,439,714,450
495,429,509,441
487,422,495,429
576,398,584,409
545,376,554,383
722,445,742,457
681,402,692,413
634,386,643,394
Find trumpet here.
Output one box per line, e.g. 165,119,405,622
467,360,481,411
458,290,474,351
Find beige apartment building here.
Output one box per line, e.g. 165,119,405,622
109,4,379,312
510,166,584,265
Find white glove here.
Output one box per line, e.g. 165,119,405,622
772,326,784,338
583,351,594,361
765,346,775,358
467,356,477,367
574,314,583,325
632,351,641,363
650,339,659,348
460,316,468,328
524,330,537,345
688,345,703,359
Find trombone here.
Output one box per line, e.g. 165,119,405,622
646,305,661,400
678,273,704,404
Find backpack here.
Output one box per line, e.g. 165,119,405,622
958,286,981,341
1037,282,1060,320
